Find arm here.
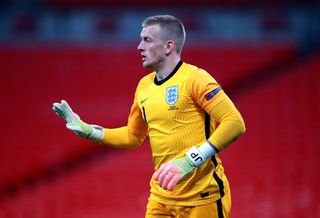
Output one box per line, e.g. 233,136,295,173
52,100,104,142
101,95,148,148
207,95,246,151
52,99,148,149
153,95,245,191
102,127,146,149
153,69,245,191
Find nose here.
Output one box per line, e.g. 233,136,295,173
137,41,144,51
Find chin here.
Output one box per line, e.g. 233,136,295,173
143,62,154,70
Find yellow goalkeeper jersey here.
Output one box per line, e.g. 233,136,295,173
103,61,245,206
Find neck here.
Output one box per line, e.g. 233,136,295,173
155,56,181,81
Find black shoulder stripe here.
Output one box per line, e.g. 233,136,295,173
216,199,224,218
214,171,225,198
205,112,211,139
205,112,224,198
205,112,218,167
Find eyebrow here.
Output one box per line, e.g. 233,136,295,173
141,36,152,40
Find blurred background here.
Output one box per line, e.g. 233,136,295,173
0,0,319,217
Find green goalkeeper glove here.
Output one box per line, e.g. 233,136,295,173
52,100,104,142
153,141,217,191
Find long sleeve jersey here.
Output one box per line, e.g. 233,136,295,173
102,61,245,206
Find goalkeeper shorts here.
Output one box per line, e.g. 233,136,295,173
145,188,231,218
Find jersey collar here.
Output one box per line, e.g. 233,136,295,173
154,61,183,86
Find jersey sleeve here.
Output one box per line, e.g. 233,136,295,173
189,69,245,151
189,69,226,112
127,95,148,135
207,96,246,151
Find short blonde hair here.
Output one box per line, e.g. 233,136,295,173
142,15,186,54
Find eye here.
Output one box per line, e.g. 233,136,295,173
143,37,151,42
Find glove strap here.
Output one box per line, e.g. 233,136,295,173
186,141,217,167
88,125,104,142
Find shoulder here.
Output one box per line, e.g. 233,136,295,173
181,62,218,85
137,71,155,88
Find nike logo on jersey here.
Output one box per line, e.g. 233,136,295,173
141,98,148,104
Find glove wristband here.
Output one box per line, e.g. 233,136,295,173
88,126,104,142
198,141,217,160
186,141,217,167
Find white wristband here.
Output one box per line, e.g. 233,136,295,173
198,141,217,160
186,141,217,167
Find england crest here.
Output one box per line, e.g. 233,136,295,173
166,86,178,105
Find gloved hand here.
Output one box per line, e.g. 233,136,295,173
153,156,195,191
153,141,217,191
52,100,104,142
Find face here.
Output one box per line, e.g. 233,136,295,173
137,24,167,70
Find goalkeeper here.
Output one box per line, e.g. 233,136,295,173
53,15,245,218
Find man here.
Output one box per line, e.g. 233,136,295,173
53,15,245,218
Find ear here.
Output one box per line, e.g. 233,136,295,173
164,40,174,55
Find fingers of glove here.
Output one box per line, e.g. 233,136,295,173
154,163,182,188
158,166,172,184
52,102,61,112
52,101,80,122
72,112,80,120
52,103,67,120
166,174,183,191
160,172,175,190
61,100,79,122
153,164,167,181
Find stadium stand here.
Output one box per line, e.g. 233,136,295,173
0,0,319,217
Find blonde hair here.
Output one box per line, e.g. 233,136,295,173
142,15,186,54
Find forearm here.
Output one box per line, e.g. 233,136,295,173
102,126,146,149
183,97,245,169
208,97,246,151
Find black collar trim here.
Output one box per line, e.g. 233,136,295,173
154,61,183,86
